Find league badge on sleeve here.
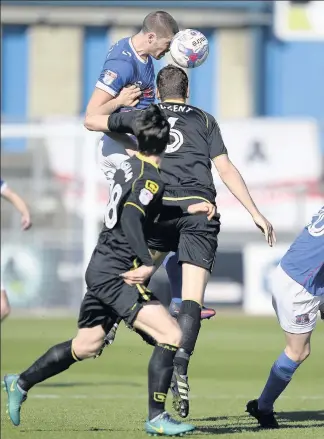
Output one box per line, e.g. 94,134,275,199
139,188,154,206
102,70,118,86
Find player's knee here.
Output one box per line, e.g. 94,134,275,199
72,328,105,359
286,344,311,363
158,321,182,347
73,337,103,359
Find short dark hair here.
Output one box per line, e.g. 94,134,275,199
133,105,170,156
142,11,179,38
157,65,189,101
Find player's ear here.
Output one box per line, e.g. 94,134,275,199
156,87,161,100
147,32,156,44
186,85,190,99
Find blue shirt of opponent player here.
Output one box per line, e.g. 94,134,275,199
1,179,7,194
96,37,155,110
280,206,324,296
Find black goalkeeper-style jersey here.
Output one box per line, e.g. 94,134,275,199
108,102,227,205
87,153,164,277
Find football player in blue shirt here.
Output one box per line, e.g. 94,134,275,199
1,179,32,321
246,205,324,428
84,11,215,321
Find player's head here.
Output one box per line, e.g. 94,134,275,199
156,65,189,102
141,11,179,60
133,104,170,159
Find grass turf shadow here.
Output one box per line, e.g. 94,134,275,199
193,411,324,434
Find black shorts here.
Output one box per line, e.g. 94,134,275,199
78,269,158,329
147,205,220,272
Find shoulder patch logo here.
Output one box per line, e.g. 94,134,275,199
139,188,153,206
145,180,159,194
102,70,117,86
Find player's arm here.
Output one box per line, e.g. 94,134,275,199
85,106,137,133
84,59,140,125
208,117,276,246
1,183,31,230
120,177,163,284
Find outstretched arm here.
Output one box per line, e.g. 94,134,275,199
1,185,32,230
213,154,276,246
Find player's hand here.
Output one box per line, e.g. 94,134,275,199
21,213,32,230
187,202,216,221
120,265,155,285
116,85,141,107
252,213,276,247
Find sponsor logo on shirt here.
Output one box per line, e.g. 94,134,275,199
142,87,154,99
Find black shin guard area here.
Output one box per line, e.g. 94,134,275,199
148,344,177,420
174,300,201,375
18,340,79,392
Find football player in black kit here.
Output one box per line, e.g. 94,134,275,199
85,65,276,419
3,105,203,437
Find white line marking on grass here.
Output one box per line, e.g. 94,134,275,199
32,394,324,400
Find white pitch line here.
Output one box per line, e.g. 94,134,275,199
32,394,324,400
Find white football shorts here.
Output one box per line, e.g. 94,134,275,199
97,133,136,181
271,264,324,334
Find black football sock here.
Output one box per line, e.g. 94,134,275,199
174,300,201,376
148,343,177,420
18,340,81,392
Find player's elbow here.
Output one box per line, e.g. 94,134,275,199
83,115,94,131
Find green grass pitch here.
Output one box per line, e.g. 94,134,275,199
1,315,323,438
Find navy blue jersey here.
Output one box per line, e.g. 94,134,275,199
0,179,7,194
281,206,324,296
96,37,155,110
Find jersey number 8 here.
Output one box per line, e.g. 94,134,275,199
166,117,184,153
104,182,122,229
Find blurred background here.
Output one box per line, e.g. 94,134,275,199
1,0,323,315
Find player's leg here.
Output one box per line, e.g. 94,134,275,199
97,133,134,182
110,278,194,435
172,213,219,418
1,288,11,321
165,251,216,321
132,301,195,435
102,250,167,350
246,265,322,429
171,263,209,417
3,291,114,426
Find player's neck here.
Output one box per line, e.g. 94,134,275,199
137,152,161,168
163,98,186,104
131,34,149,61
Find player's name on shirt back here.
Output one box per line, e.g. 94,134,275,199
160,103,193,113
